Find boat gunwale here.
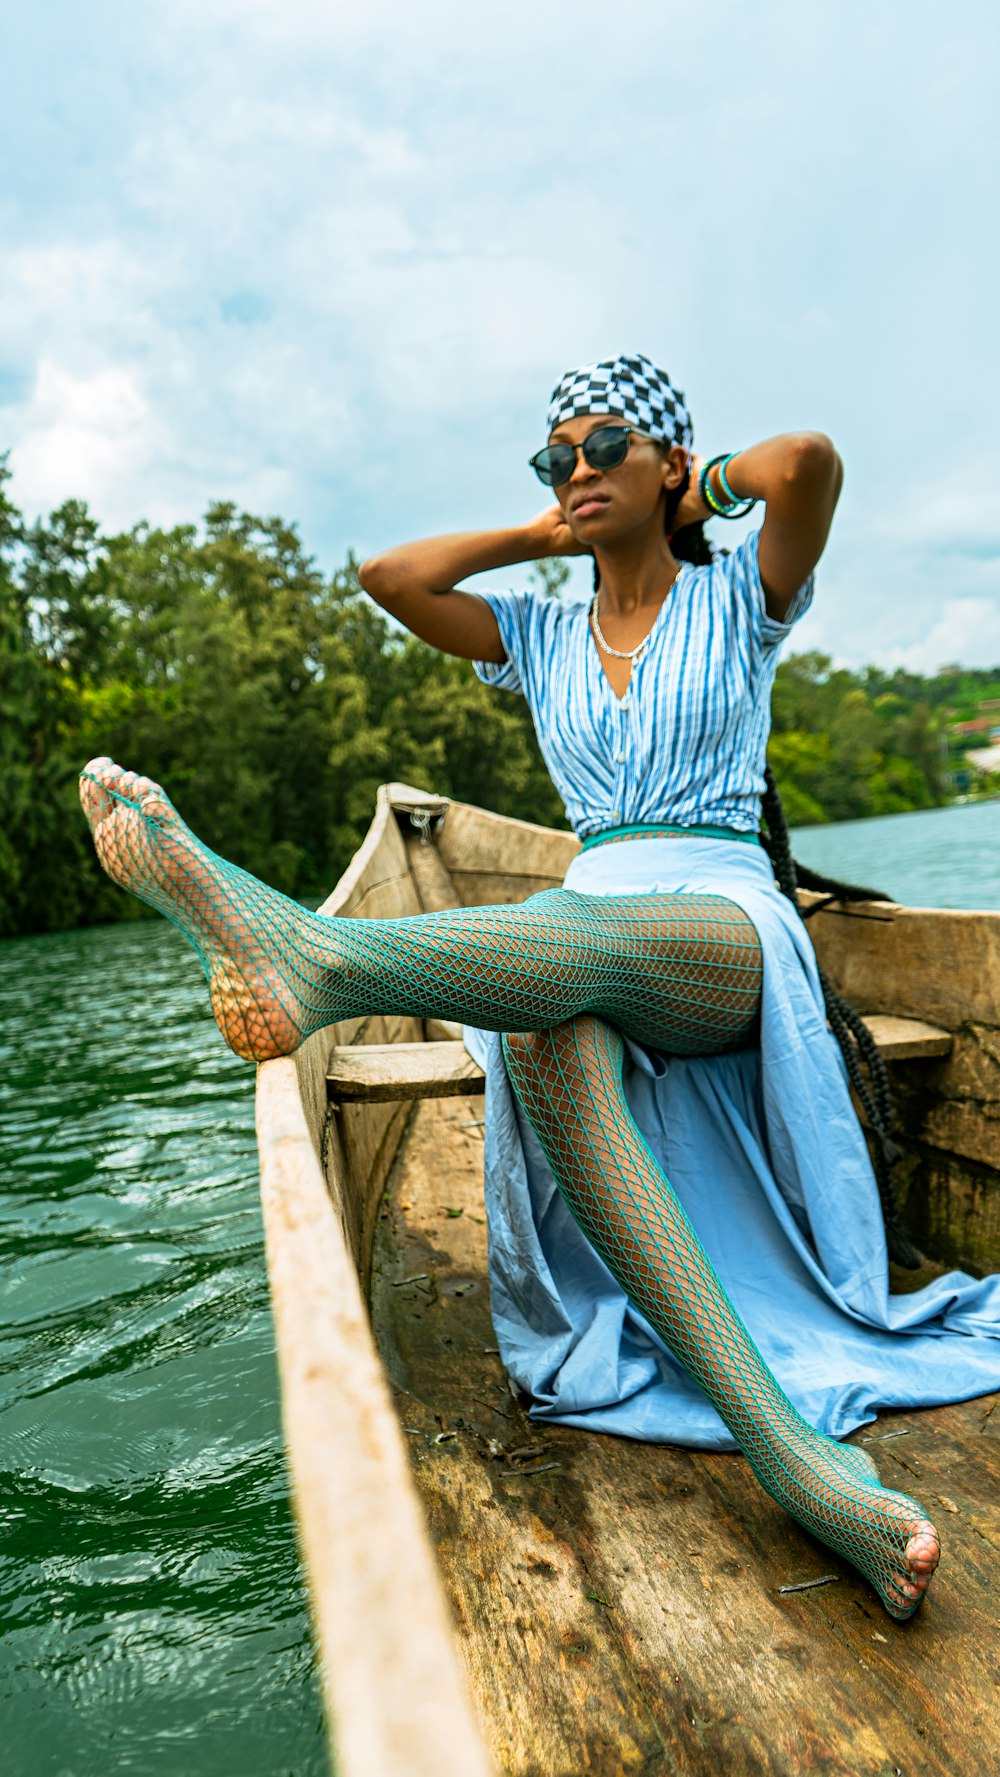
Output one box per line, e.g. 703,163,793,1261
255,785,495,1777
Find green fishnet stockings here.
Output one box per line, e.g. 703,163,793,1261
79,758,940,1617
502,1019,939,1619
78,762,763,1057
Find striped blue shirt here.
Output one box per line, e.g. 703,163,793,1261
473,529,813,838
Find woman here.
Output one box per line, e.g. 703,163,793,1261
78,354,999,1620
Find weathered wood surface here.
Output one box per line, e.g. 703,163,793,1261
330,1019,953,1107
803,892,1000,1272
435,799,580,905
405,826,465,914
374,1094,1000,1777
801,893,1000,1029
255,792,1000,1775
861,1013,953,1061
328,1040,486,1102
256,788,494,1777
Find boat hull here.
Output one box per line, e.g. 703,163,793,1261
255,787,1000,1777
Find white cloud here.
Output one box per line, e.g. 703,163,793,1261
4,358,160,526
1,0,999,670
867,453,1000,559
888,598,1000,677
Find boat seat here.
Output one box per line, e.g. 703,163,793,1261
326,1016,953,1103
327,1041,485,1103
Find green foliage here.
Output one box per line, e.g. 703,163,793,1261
0,475,565,935
0,467,984,936
768,651,948,826
528,557,571,599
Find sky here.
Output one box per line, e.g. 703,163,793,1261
3,0,999,672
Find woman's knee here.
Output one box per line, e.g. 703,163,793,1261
502,1016,620,1080
523,887,591,917
501,1028,553,1080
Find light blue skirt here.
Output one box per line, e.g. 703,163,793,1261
463,836,1000,1449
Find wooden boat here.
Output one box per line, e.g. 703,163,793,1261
254,785,1000,1777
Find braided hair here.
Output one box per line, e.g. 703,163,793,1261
589,460,922,1269
759,771,920,1268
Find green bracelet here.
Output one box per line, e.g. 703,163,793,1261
699,453,757,521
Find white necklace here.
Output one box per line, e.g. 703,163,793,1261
590,573,679,662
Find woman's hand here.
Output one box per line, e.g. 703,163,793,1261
527,503,592,558
359,512,585,663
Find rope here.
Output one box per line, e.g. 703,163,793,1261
760,767,921,1268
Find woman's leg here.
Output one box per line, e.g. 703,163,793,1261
79,760,761,1059
502,1017,940,1620
80,761,940,1617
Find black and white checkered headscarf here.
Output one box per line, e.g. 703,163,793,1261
546,352,693,452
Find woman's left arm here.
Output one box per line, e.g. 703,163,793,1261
680,434,844,621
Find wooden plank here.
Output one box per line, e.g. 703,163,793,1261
861,1013,953,1060
405,830,465,915
802,892,1000,1030
330,1018,951,1108
375,1094,1000,1777
894,1142,1000,1274
256,790,495,1777
305,791,427,1283
317,784,416,920
329,1040,486,1102
437,801,580,905
256,1067,493,1777
802,888,1000,1265
388,781,451,820
683,1412,1000,1775
373,1096,670,1774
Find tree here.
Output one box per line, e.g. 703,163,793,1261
0,471,981,937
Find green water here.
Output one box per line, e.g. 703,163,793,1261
2,798,997,1773
791,797,1000,911
0,919,326,1777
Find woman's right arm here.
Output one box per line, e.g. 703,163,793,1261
359,510,581,662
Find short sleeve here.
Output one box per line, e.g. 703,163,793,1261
471,589,533,695
728,528,815,654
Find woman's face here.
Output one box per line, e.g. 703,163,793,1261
548,413,688,544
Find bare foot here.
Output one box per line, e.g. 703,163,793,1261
80,758,315,1060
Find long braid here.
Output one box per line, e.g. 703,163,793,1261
760,767,921,1269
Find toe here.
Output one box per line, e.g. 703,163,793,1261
81,761,172,824
79,773,102,825
883,1580,921,1619
881,1519,940,1618
115,769,143,802
83,755,120,786
106,766,173,821
907,1523,940,1577
133,775,173,822
79,757,118,826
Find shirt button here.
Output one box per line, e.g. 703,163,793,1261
610,809,621,822
615,750,626,763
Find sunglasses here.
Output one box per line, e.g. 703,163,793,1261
529,423,652,489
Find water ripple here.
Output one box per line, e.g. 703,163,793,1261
0,919,326,1776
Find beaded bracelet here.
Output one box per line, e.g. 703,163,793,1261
698,452,757,520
